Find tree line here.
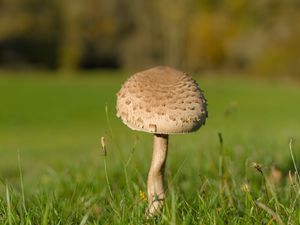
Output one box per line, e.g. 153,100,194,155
0,0,299,76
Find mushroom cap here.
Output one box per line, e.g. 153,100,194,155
116,66,208,134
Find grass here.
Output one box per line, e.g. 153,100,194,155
0,70,300,224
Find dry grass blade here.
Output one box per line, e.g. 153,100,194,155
255,201,284,225
289,138,300,183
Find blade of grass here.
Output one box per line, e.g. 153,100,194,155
79,213,89,225
124,136,138,195
18,151,27,215
6,184,13,225
105,104,114,140
41,204,49,225
288,138,300,224
255,201,284,225
289,138,300,183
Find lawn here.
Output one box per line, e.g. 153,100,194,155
0,71,300,224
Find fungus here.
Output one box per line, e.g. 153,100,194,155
116,66,208,216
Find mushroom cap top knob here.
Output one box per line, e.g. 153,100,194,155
116,66,208,134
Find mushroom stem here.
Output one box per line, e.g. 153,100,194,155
147,133,169,215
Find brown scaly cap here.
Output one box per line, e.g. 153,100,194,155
116,66,208,134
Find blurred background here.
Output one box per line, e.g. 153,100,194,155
1,0,300,178
1,1,300,223
0,0,300,76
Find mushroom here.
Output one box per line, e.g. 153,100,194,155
116,66,208,215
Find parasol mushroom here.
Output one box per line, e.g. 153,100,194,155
116,66,208,215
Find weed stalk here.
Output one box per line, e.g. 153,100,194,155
101,136,114,199
218,132,224,195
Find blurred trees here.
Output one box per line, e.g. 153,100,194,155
0,0,61,68
0,0,299,76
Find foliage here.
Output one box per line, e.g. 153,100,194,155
0,0,300,76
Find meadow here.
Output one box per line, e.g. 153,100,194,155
0,71,300,224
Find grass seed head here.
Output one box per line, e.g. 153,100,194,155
251,162,263,174
241,182,250,193
101,136,107,156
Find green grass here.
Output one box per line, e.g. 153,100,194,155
0,71,300,224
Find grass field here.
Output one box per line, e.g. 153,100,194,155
0,71,300,224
